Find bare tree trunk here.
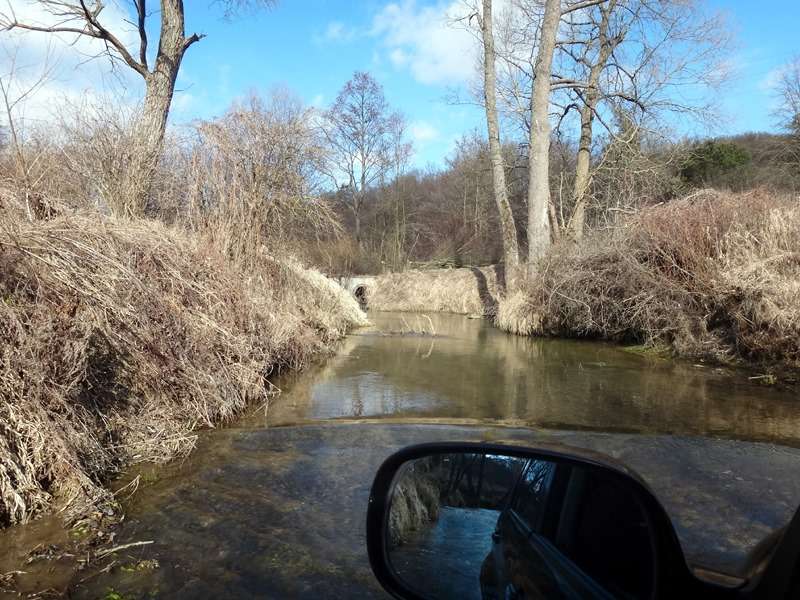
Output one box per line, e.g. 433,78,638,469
569,101,593,239
122,0,197,216
481,0,521,287
526,0,560,271
354,212,362,246
569,0,617,240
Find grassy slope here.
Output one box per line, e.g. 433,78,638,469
0,203,367,527
368,266,502,316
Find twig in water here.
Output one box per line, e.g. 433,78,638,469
95,540,154,559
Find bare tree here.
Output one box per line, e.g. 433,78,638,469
775,56,800,162
1,0,275,217
564,0,620,239
561,0,731,237
187,90,337,262
322,72,406,246
0,40,57,219
526,0,561,267
490,0,729,246
387,113,413,269
479,0,521,285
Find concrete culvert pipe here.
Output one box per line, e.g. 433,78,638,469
354,285,368,309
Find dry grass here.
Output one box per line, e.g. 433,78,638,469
718,202,800,365
388,467,441,546
368,266,502,316
496,190,800,369
0,192,366,528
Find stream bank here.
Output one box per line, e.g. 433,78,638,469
367,191,800,381
0,208,366,533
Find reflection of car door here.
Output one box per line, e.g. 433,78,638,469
487,460,559,599
487,461,617,600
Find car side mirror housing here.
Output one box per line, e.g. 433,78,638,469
365,442,762,600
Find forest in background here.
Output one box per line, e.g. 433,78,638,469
1,1,798,277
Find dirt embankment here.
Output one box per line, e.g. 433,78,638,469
367,266,503,316
0,199,367,529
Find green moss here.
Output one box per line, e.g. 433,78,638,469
70,525,90,539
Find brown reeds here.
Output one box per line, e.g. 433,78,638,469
0,193,366,528
368,266,502,316
496,190,800,369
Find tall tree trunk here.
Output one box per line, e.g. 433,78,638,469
353,205,362,246
569,100,594,239
570,0,617,240
526,0,561,271
3,0,206,218
481,0,521,287
123,0,193,217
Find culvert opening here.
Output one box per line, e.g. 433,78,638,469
354,285,368,310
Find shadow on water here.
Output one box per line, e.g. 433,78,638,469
4,312,800,598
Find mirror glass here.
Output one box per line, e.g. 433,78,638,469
386,452,657,600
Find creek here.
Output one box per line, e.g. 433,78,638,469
2,312,800,598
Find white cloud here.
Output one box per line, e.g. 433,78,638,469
0,1,143,128
410,120,440,143
171,90,196,117
389,48,409,67
371,0,478,86
760,63,789,92
314,20,357,44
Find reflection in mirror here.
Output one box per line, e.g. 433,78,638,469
386,453,657,600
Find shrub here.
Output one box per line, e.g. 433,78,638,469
496,190,800,369
680,141,751,187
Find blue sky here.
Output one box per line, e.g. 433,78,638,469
176,0,483,169
6,0,800,168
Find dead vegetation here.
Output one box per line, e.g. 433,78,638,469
496,190,800,370
0,192,366,529
368,266,502,316
388,467,441,546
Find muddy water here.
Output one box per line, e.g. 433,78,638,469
3,312,800,598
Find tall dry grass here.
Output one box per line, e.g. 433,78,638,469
0,191,366,528
388,467,441,546
368,266,502,316
496,190,800,369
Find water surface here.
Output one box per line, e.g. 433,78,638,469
265,312,800,445
3,312,800,598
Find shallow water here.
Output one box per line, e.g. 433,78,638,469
264,312,800,445
392,507,499,600
3,312,800,598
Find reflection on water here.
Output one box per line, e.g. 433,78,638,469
265,312,800,446
392,507,498,600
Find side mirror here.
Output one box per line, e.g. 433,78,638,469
366,442,736,600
